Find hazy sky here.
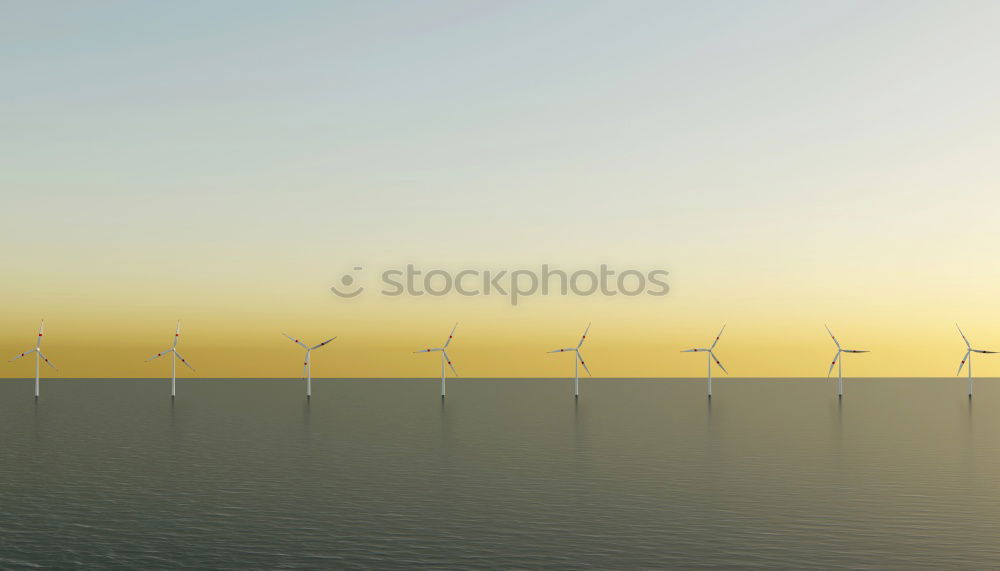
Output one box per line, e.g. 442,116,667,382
3,1,1000,379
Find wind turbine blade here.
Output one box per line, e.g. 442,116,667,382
10,348,36,362
828,350,841,377
442,350,457,376
710,325,725,350
37,351,57,370
577,350,591,376
577,323,591,349
957,324,971,349
311,337,336,350
825,325,840,349
145,348,172,362
36,320,44,348
843,349,869,353
974,350,998,354
681,348,706,353
710,351,728,375
173,351,195,371
415,348,441,353
549,348,575,353
173,321,181,348
283,333,309,349
443,323,458,348
957,350,970,376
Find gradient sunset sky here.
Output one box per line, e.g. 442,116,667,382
3,1,1000,379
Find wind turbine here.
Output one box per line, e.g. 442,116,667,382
956,324,996,398
415,323,457,398
548,323,591,398
9,320,57,399
146,321,195,398
682,325,727,398
283,333,336,399
825,325,869,398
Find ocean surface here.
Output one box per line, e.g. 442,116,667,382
2,378,999,569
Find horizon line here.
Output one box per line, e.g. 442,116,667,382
0,377,992,381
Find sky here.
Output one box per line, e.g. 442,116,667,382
2,0,1000,379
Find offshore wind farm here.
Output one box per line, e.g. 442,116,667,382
4,320,997,402
5,0,1000,568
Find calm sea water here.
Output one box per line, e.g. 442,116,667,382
2,378,999,569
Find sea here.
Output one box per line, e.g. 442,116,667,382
2,378,998,569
